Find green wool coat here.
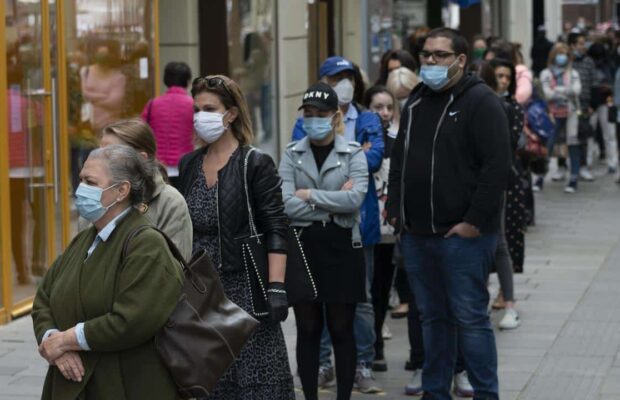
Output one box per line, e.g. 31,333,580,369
32,209,183,400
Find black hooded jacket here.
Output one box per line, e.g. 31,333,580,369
386,73,511,236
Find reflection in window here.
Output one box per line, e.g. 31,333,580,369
64,0,156,194
228,0,277,157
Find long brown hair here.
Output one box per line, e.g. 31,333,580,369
191,74,254,146
101,118,169,183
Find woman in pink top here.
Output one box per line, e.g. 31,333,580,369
141,62,195,180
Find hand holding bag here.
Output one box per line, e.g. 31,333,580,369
236,146,317,318
123,226,259,399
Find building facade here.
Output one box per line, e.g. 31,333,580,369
2,0,560,323
0,0,408,324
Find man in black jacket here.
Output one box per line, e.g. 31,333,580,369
531,25,553,77
387,28,511,400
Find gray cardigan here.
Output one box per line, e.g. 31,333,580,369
279,135,368,245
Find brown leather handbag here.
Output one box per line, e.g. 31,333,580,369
123,226,259,399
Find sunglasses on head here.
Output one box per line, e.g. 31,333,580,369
193,76,234,97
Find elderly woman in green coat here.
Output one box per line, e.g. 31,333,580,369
32,144,183,399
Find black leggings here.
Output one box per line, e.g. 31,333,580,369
294,302,357,400
372,243,396,359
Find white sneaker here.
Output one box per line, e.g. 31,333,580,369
404,369,423,396
355,363,383,394
552,167,567,181
499,308,521,329
382,323,392,340
453,370,474,397
318,365,336,388
579,167,594,181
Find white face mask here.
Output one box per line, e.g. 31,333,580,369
193,111,228,144
333,78,354,106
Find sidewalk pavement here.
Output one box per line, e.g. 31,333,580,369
1,166,619,400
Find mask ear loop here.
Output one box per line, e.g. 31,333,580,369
445,56,462,85
221,110,231,130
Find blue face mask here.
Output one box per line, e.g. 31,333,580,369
555,54,568,67
303,116,334,141
419,59,458,91
75,182,120,223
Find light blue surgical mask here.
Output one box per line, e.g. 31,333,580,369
303,115,334,141
419,58,458,91
555,54,568,67
75,182,120,223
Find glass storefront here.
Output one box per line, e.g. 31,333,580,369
5,0,53,309
1,0,158,322
63,0,157,233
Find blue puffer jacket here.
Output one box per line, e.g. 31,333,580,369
292,104,384,246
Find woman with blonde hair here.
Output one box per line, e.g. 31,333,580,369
93,118,193,260
176,75,294,399
539,42,582,193
386,66,419,107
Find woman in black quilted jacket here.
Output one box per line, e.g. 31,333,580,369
176,75,295,400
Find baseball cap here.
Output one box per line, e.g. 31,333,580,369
298,82,339,111
319,56,355,78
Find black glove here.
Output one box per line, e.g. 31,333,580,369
268,282,289,323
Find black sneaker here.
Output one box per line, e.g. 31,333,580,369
372,357,388,372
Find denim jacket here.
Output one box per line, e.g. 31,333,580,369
279,135,368,246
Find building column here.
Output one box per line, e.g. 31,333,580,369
158,0,200,94
506,0,534,66
276,0,310,155
545,0,563,43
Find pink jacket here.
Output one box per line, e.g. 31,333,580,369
141,87,195,167
515,65,533,105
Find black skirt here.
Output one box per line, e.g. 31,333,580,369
298,222,366,304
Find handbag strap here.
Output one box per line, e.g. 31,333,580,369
241,146,260,241
122,224,188,270
146,99,154,125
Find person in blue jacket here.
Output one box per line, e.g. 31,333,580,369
292,56,385,393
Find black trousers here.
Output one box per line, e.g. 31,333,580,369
371,243,396,359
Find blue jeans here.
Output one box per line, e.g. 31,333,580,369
568,144,581,182
320,245,376,367
401,233,499,400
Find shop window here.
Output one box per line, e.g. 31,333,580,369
227,0,278,157
64,0,157,197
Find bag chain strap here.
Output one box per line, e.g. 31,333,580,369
243,147,260,242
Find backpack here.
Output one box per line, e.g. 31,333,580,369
526,98,554,140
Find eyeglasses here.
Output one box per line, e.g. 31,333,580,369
419,50,456,61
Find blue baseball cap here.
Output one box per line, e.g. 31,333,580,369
319,56,355,78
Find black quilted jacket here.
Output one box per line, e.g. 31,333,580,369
176,145,288,273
